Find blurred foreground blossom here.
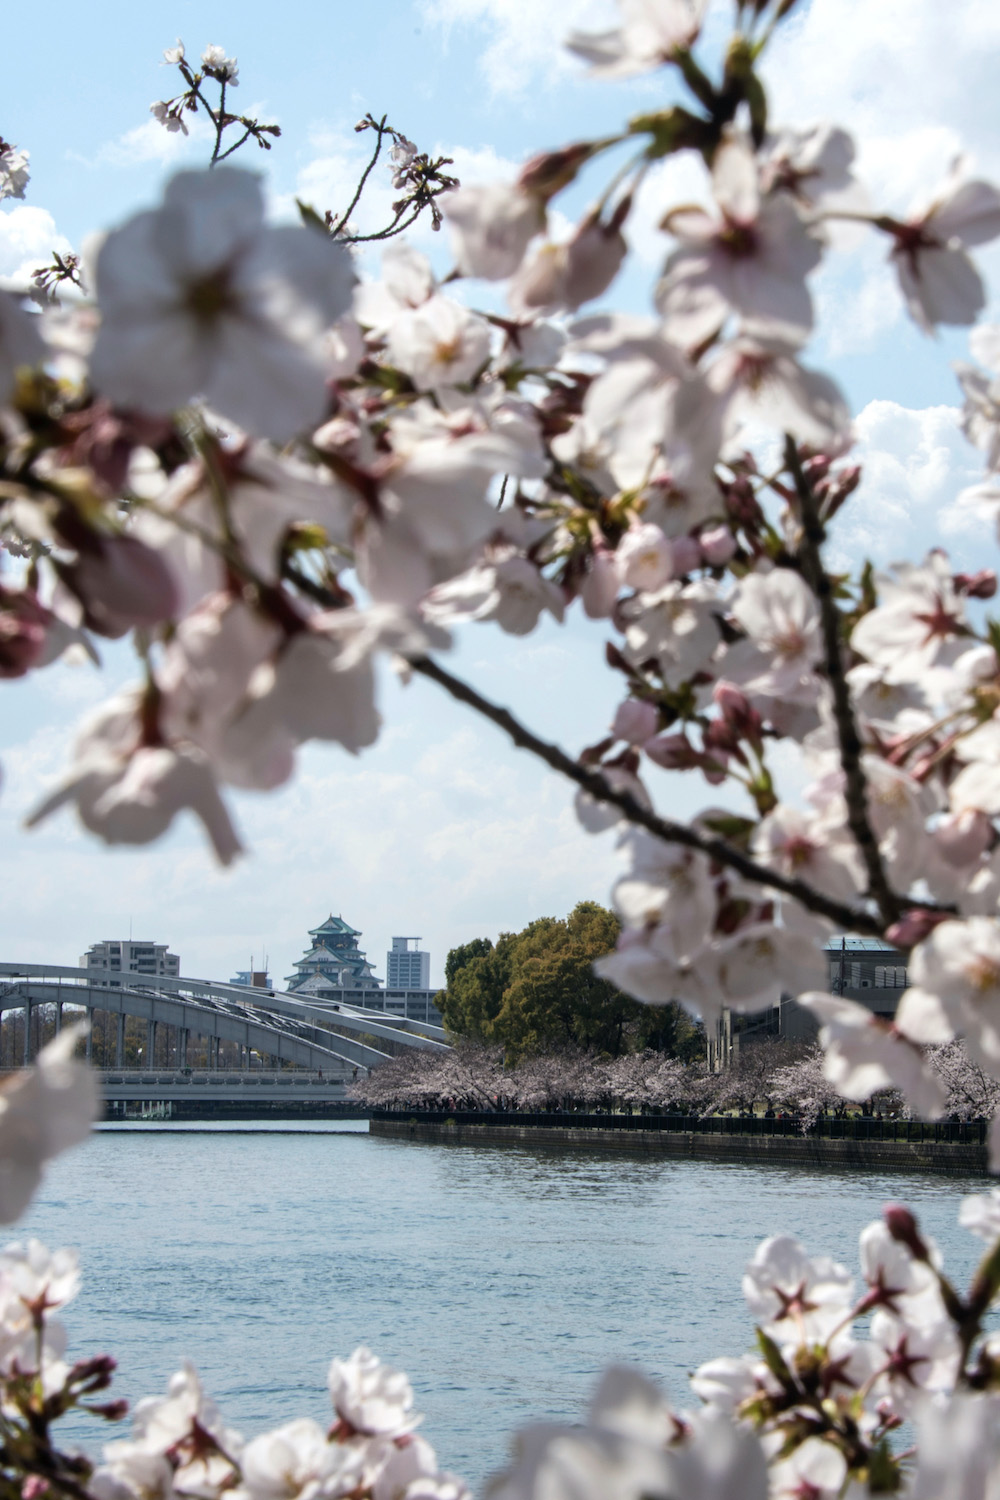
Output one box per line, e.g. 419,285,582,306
89,168,353,441
0,1025,98,1222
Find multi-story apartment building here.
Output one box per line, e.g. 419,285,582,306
81,940,180,987
386,937,431,990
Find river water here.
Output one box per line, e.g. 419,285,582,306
14,1123,994,1488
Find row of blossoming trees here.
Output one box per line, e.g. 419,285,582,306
351,1037,1000,1126
6,0,1000,1494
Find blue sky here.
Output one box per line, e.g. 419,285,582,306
2,0,999,987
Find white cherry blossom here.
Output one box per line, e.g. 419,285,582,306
706,333,850,452
658,134,823,348
851,553,971,686
619,579,721,689
238,1418,370,1500
896,919,1000,1079
769,1439,846,1500
796,994,946,1119
26,691,243,865
328,1347,418,1439
0,1028,98,1223
442,182,544,280
423,549,564,636
90,168,353,441
386,295,491,392
742,1235,854,1347
0,143,30,202
566,0,709,78
721,568,822,705
889,166,1000,332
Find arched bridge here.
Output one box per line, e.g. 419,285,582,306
0,963,449,1083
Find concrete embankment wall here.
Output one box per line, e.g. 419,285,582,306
369,1118,990,1176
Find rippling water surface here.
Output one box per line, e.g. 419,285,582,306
16,1123,993,1486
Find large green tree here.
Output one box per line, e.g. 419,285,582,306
439,902,702,1062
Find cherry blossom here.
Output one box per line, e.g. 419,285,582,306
385,295,491,393
0,1026,98,1223
706,333,850,452
896,919,1000,1085
26,691,243,864
509,215,627,315
442,182,544,280
566,0,709,79
658,134,823,348
887,166,1000,332
423,548,564,636
238,1418,370,1500
0,143,29,202
742,1235,853,1347
851,553,972,686
797,993,946,1120
720,568,822,706
89,168,353,441
328,1348,418,1439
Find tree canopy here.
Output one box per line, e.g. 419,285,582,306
440,902,703,1062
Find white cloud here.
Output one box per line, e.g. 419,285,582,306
825,400,989,570
0,204,72,288
419,0,613,94
85,115,212,170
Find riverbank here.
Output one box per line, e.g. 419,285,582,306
370,1113,991,1176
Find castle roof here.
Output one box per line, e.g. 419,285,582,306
309,914,361,938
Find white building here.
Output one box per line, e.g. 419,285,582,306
386,937,430,989
81,940,180,986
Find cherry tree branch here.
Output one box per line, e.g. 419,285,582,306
409,654,888,937
784,436,903,928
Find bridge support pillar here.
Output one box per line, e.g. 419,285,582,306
179,1029,188,1067
147,1020,155,1066
85,1012,93,1063
23,1001,31,1066
55,1002,62,1034
116,1013,124,1069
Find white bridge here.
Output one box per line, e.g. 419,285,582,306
0,962,448,1109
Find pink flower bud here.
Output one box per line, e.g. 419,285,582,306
65,536,180,638
612,699,658,746
667,535,701,576
581,549,619,619
885,908,947,948
884,1204,930,1262
518,143,592,200
699,525,737,567
562,218,627,310
954,569,998,599
644,732,699,770
0,588,51,678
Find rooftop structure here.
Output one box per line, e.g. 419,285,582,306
81,940,180,988
230,969,272,990
285,914,381,993
387,937,430,990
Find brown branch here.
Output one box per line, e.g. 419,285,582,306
409,653,887,937
785,436,902,928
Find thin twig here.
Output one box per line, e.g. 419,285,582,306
329,118,386,237
408,653,888,936
784,435,902,927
